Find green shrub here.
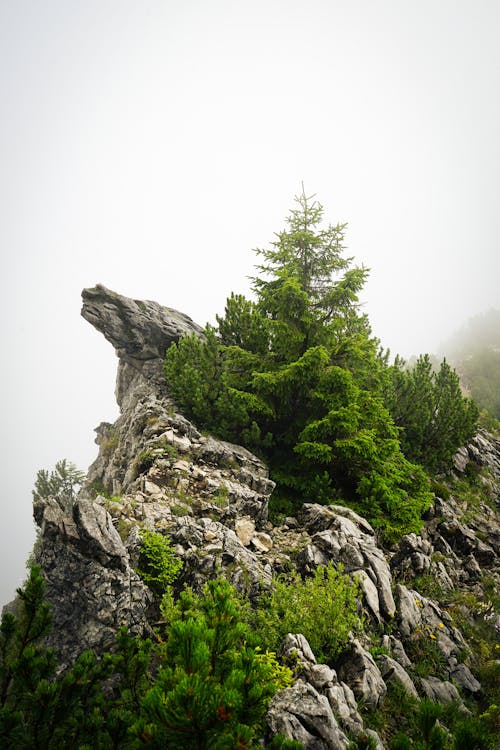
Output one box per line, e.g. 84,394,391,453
252,563,360,663
136,577,300,749
135,530,182,595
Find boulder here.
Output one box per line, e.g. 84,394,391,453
266,680,350,749
375,654,419,699
420,676,462,704
297,504,395,621
337,639,387,709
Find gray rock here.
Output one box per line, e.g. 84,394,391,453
298,504,395,621
386,636,412,668
337,639,387,709
34,497,152,669
169,516,272,598
266,680,350,749
449,662,481,693
235,517,255,546
420,676,461,704
302,663,337,691
73,498,128,571
376,654,419,699
325,681,364,735
81,284,204,396
251,531,273,552
281,633,317,665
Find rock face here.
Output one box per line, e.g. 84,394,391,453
81,283,204,398
34,496,152,667
27,286,500,747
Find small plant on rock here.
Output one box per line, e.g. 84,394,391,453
135,529,182,596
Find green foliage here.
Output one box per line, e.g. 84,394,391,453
384,355,478,472
1,568,299,749
388,698,498,750
165,189,438,541
348,734,378,750
32,459,86,505
0,566,155,749
250,563,360,663
134,577,294,749
136,530,183,596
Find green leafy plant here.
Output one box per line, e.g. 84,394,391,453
251,563,360,663
135,529,183,595
384,354,478,472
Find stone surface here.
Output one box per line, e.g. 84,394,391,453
419,676,462,704
81,284,204,398
375,654,419,699
235,517,255,546
337,639,387,710
34,497,152,668
297,504,395,622
266,680,350,750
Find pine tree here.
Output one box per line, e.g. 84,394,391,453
133,578,296,749
164,189,434,539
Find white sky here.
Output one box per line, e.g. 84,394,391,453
1,0,499,605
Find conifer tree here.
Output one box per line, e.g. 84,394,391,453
165,188,433,539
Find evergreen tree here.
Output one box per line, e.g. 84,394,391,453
385,355,478,471
165,189,432,539
32,460,86,506
133,578,297,749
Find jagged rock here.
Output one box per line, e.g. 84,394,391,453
251,531,273,552
390,533,432,578
453,446,470,473
337,639,387,709
280,635,368,741
382,635,412,668
325,682,364,735
397,585,466,656
266,680,350,749
34,497,152,669
81,284,204,397
375,654,419,699
73,498,128,571
168,516,272,598
235,517,255,546
439,520,496,566
297,504,395,622
419,676,462,704
448,660,481,693
281,633,317,665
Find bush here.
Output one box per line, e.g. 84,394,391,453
135,577,299,749
135,530,182,595
251,563,360,663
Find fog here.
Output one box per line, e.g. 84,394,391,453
1,0,499,606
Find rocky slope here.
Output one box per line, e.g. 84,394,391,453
31,285,500,748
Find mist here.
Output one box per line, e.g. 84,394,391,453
1,0,499,606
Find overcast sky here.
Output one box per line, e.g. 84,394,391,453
1,0,499,606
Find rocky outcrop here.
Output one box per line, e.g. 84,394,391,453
267,634,384,749
34,496,152,667
81,283,204,399
296,504,395,623
27,286,500,746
